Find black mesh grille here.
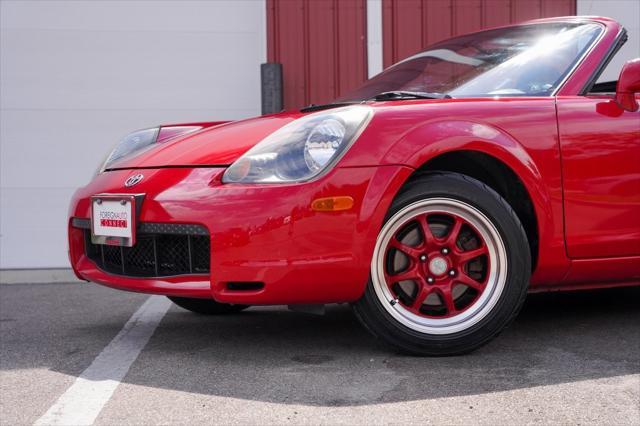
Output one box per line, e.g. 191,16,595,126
191,236,210,273
103,245,123,272
83,227,210,277
124,236,156,276
157,235,191,275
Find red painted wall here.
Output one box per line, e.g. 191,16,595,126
382,0,576,67
267,0,367,110
267,0,576,109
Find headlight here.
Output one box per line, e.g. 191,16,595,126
98,128,159,173
223,106,372,183
97,126,201,174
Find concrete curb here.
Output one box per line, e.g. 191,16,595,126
0,269,82,284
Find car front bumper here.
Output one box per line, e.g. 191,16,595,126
68,165,412,304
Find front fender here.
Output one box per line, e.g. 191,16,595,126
375,117,567,285
387,119,547,210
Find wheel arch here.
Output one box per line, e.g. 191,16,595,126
386,120,550,270
409,151,539,268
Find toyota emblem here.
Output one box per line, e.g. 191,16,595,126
124,173,144,187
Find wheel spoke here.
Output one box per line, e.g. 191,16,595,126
438,284,457,315
411,279,433,309
389,237,421,259
387,265,420,284
418,215,435,246
457,245,488,263
444,217,463,247
455,271,483,290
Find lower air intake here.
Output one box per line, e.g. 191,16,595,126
80,222,210,277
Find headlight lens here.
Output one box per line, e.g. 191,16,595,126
304,118,345,172
98,128,159,174
97,125,202,174
223,106,372,183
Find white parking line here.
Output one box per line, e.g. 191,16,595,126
34,296,172,426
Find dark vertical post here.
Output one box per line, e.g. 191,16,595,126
261,63,283,114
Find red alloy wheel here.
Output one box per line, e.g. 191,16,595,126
384,211,490,318
371,198,508,335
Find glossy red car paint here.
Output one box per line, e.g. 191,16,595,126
68,17,640,304
615,58,640,111
69,165,413,303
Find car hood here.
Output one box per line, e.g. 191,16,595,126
107,112,303,170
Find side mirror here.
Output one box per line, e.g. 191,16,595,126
615,58,640,112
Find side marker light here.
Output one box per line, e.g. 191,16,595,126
311,196,354,212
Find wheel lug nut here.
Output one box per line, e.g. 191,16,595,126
449,269,456,277
427,277,435,284
419,255,427,262
441,247,449,255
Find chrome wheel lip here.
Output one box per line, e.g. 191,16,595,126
371,198,508,335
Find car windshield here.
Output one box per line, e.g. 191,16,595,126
337,22,602,101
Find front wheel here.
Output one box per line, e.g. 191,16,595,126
168,297,249,315
354,172,531,355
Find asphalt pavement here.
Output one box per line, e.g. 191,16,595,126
1,281,638,425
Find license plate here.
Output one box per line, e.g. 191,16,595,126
91,194,137,246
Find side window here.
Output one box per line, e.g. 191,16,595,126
591,33,634,93
595,57,622,86
589,50,623,94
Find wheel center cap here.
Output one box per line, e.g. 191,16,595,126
428,256,448,276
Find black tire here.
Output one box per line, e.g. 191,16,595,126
168,297,249,315
353,172,531,355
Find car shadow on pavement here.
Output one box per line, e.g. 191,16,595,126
123,286,639,406
1,283,638,408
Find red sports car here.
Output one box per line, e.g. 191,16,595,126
68,16,640,355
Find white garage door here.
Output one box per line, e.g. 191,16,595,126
1,0,266,268
577,0,640,81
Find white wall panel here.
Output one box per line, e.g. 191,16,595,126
578,0,640,81
0,0,266,268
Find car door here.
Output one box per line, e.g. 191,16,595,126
557,93,640,258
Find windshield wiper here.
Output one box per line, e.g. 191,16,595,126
300,91,451,112
300,101,360,113
371,91,452,101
